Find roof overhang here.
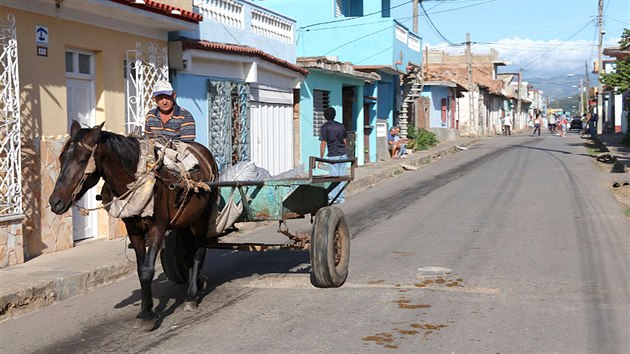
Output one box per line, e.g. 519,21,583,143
2,0,200,39
603,46,630,60
354,65,404,76
424,80,468,93
298,57,381,83
177,39,308,77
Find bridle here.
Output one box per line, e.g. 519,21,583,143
70,141,98,203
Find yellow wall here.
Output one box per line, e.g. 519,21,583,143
5,6,168,136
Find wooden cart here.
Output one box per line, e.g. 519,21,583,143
160,156,356,288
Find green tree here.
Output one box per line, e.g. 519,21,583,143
600,28,630,144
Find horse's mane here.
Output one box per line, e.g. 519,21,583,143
98,131,141,177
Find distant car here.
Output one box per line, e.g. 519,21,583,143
570,117,583,130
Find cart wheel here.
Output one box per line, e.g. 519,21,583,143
310,206,350,288
160,230,204,284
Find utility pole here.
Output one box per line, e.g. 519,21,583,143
517,69,522,131
413,0,419,33
584,61,590,113
596,0,604,134
580,79,584,117
466,32,475,135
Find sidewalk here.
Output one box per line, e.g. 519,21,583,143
593,132,630,174
0,136,480,323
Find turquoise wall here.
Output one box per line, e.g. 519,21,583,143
261,0,421,69
299,70,366,168
422,86,451,128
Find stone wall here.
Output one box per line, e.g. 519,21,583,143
25,136,74,258
0,221,23,268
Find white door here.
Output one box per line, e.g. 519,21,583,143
66,50,97,241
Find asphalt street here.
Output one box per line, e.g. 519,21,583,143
1,132,628,353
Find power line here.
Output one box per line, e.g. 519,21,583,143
517,19,596,70
420,1,458,46
299,0,413,31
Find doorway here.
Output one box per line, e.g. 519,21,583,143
66,50,97,241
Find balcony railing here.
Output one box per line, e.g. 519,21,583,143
194,0,244,29
251,9,293,44
194,0,294,44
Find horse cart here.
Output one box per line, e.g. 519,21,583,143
160,156,356,288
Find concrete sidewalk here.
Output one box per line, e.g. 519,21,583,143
593,132,630,174
0,136,480,323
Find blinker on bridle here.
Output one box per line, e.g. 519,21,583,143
70,140,98,202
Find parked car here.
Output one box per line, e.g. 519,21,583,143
570,117,583,130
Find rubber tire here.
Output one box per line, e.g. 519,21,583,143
310,206,350,288
160,230,204,284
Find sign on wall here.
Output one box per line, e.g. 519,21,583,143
35,25,48,57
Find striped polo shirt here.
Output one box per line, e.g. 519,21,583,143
144,104,196,142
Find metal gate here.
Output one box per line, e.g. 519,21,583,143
125,42,168,134
0,13,22,219
207,80,250,172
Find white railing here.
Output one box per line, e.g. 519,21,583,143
194,0,294,44
408,36,420,52
395,24,408,44
194,0,244,29
251,9,293,44
0,13,22,218
125,42,168,134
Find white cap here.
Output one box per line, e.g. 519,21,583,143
153,81,173,96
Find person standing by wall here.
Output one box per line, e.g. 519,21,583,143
144,81,196,142
318,107,348,204
503,113,512,136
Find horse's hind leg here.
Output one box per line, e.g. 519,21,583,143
184,226,208,311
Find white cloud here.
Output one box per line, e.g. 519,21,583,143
428,37,621,78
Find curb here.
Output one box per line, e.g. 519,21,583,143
0,259,136,323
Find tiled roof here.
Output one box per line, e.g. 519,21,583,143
108,0,203,23
181,39,309,76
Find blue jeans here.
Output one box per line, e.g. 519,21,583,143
397,144,407,157
327,154,348,204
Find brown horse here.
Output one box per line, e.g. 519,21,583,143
49,120,219,327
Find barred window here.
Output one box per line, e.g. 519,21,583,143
313,89,330,136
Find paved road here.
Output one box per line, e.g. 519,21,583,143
2,133,628,353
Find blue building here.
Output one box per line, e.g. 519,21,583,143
169,0,306,175
259,0,423,164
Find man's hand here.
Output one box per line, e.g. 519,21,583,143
317,161,324,169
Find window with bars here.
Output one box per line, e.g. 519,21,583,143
313,89,330,136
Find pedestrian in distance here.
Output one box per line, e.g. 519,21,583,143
548,113,557,133
588,112,597,137
532,113,542,136
503,113,512,136
144,81,196,142
318,107,348,204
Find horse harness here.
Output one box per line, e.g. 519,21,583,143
71,141,98,206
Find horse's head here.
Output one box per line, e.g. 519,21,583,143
49,120,104,215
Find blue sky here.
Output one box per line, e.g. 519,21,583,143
418,0,629,96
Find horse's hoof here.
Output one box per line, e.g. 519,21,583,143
134,316,157,332
183,301,198,311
